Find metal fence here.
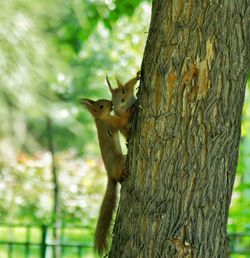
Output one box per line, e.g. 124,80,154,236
0,224,94,258
229,233,250,256
0,224,250,258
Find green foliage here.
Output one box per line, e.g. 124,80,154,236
44,0,150,154
0,0,151,229
50,0,148,53
0,0,150,157
228,86,250,233
0,0,64,159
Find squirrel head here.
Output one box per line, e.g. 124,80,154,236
80,98,113,119
106,72,139,115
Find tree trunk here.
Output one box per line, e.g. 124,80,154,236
110,1,250,257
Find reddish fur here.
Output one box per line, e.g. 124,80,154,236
94,179,117,255
81,98,126,256
101,109,134,139
106,72,140,137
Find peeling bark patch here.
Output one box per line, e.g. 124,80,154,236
177,0,185,19
167,70,177,109
184,63,199,102
171,237,193,257
181,63,198,116
197,60,210,99
197,38,215,99
183,63,198,84
205,38,215,70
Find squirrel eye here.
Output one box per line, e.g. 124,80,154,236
122,89,125,94
100,105,104,109
121,98,124,102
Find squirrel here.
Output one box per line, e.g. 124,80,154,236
105,71,140,138
80,98,127,256
106,71,140,115
99,109,133,139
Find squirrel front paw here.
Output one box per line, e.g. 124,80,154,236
136,71,141,80
119,166,129,182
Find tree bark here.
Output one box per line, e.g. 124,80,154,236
110,1,250,257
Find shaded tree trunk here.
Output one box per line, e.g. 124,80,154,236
110,1,250,257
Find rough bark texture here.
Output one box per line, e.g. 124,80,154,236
109,1,250,257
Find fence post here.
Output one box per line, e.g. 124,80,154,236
25,225,31,258
40,225,48,258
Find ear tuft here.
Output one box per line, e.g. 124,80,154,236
106,75,114,93
80,98,96,114
115,75,123,88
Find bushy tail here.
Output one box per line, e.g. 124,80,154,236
94,178,117,256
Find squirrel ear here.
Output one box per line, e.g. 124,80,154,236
106,75,114,93
115,75,123,88
80,98,96,114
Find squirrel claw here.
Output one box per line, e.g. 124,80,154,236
136,71,141,80
119,167,128,182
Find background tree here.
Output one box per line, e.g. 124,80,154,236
0,0,150,225
110,1,250,257
0,0,150,160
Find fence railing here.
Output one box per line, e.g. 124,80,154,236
0,223,94,258
229,233,250,256
0,223,250,257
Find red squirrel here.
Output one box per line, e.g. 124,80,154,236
80,98,126,255
105,71,140,138
80,72,140,254
100,109,132,139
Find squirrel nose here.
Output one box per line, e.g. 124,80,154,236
115,109,121,115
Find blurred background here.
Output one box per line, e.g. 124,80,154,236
0,0,249,257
